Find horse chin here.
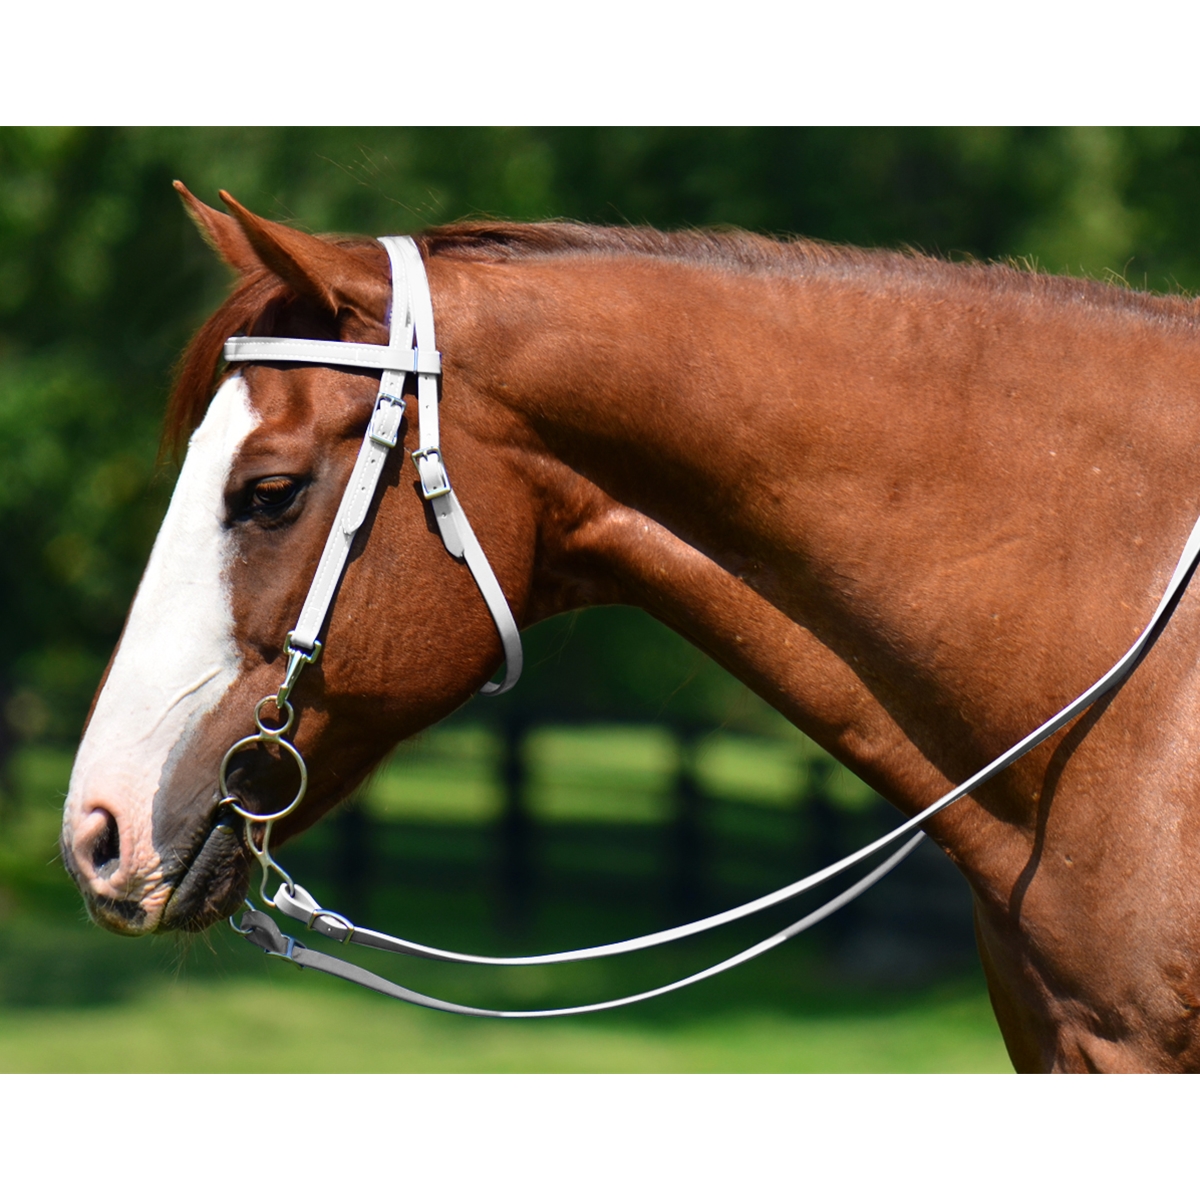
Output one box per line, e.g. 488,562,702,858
159,820,251,933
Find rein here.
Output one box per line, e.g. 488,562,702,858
216,236,1200,1018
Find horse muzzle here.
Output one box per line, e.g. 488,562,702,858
61,796,249,935
60,799,169,935
159,818,250,931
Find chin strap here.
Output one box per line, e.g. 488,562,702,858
223,235,521,698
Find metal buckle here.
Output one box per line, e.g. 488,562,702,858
412,447,451,500
265,933,301,963
284,632,322,661
309,907,355,944
277,634,322,707
368,394,406,449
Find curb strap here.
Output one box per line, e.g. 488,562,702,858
235,834,923,1019
222,234,521,697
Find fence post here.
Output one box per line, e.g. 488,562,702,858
497,716,533,931
670,728,705,918
334,801,371,921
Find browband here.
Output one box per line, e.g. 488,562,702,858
224,337,442,377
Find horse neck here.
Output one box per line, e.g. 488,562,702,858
431,251,1200,853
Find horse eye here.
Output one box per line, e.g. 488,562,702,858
250,476,300,513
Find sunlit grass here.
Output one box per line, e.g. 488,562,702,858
364,724,867,825
0,974,1011,1073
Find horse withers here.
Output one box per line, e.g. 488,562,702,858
61,185,1200,1070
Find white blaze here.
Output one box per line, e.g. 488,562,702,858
64,375,257,898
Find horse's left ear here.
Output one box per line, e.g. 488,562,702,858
174,181,261,275
218,190,389,322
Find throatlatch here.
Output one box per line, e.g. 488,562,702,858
216,235,1200,1018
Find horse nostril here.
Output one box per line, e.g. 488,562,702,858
90,808,121,878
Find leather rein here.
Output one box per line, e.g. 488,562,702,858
217,236,1200,1017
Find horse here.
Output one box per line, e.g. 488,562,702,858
59,183,1200,1071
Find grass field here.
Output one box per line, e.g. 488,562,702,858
0,972,1010,1073
0,735,1013,1073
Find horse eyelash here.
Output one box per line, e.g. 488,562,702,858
239,476,308,523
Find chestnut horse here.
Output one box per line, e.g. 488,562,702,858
61,185,1200,1071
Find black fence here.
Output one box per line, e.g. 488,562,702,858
283,720,979,987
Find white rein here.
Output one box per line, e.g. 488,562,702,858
217,236,1200,1017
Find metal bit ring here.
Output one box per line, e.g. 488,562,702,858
254,695,295,737
218,731,308,824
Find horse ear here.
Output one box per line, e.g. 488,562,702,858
173,181,262,275
217,189,388,321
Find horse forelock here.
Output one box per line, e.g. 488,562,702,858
165,234,386,459
166,270,290,460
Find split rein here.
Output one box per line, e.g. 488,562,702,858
217,236,1200,1018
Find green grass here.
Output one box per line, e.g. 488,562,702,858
0,735,1014,1073
0,901,1013,1072
0,972,1011,1073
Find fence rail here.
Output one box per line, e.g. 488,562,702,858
281,721,978,984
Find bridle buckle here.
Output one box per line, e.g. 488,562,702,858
368,393,406,449
412,447,452,500
265,933,301,964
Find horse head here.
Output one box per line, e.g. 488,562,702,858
61,188,539,934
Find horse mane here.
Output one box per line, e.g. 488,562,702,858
420,220,1199,314
166,220,1200,458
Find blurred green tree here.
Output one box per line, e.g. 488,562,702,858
5,127,1200,784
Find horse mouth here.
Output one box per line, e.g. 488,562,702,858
157,742,304,931
159,816,251,932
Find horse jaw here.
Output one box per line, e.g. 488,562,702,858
61,375,257,934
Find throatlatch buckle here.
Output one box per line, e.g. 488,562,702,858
412,447,452,500
368,394,406,449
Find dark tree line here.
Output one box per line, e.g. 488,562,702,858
5,127,1200,784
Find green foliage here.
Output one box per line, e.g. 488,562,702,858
5,127,1200,763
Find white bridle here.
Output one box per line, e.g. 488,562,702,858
224,236,522,709
215,235,1200,1018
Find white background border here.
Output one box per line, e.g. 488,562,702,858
1,1073,1192,1194
3,4,1194,1187
5,0,1199,125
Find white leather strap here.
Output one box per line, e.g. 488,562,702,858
385,237,441,453
378,236,521,694
240,834,924,1018
224,336,441,377
436,490,524,693
285,404,406,657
